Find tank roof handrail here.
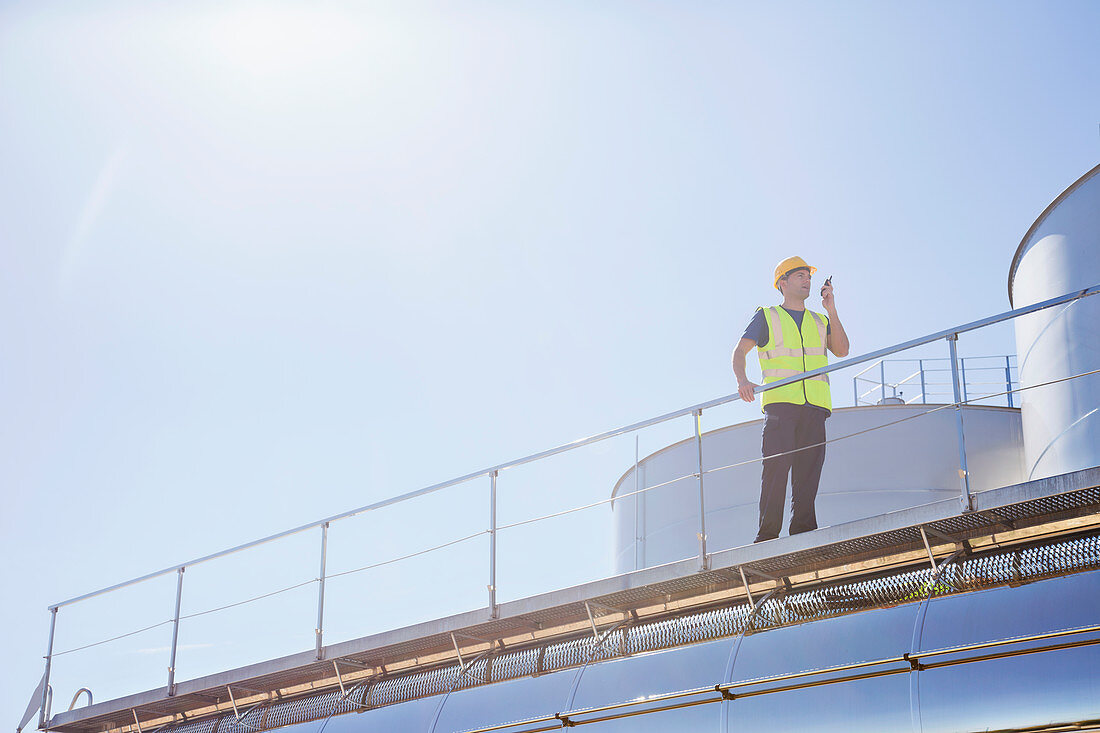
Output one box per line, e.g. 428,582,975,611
48,283,1100,610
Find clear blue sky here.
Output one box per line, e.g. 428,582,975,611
3,0,1099,723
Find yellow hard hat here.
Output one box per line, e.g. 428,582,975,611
773,256,817,290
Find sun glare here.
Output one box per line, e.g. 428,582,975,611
202,4,366,77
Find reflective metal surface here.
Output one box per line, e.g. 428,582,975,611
916,569,1100,733
430,668,575,733
724,603,915,733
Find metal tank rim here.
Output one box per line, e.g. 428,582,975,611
608,403,1022,505
1008,162,1100,306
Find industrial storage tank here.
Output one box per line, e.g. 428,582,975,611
1010,163,1100,482
367,561,1100,733
611,403,1024,572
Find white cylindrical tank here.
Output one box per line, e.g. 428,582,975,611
1009,163,1100,482
611,404,1023,572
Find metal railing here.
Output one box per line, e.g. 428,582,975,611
29,284,1100,730
853,355,1019,407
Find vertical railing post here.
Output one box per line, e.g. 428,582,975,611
693,410,708,570
634,435,644,570
919,359,927,404
167,567,185,695
960,357,969,404
488,471,498,618
852,376,859,407
947,335,973,511
315,523,329,660
38,607,58,729
879,361,886,404
1005,355,1014,408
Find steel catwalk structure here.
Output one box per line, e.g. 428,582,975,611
23,164,1100,733
37,467,1100,733
27,286,1100,733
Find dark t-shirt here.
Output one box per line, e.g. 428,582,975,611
741,306,830,346
741,306,832,416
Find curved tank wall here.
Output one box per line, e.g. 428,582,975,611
1009,163,1100,482
610,404,1023,573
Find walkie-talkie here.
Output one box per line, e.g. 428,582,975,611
821,275,833,297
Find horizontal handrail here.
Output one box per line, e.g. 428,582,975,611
49,284,1100,610
854,355,1016,380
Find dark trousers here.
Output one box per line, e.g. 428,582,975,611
755,403,828,543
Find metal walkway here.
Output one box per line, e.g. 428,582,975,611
47,466,1100,733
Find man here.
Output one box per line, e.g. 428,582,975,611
731,257,850,542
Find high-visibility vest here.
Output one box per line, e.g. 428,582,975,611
756,306,832,412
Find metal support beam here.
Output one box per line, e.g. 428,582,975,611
226,688,240,721
924,526,956,545
450,633,465,668
947,335,974,511
488,471,498,619
738,567,756,610
130,711,143,733
634,435,644,571
330,661,346,697
38,607,57,730
693,410,709,571
585,601,626,616
919,359,927,404
740,566,780,582
919,527,938,570
167,568,185,696
584,602,600,640
315,523,329,660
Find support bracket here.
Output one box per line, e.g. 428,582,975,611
919,527,939,571
924,526,972,559
739,565,787,600
450,632,496,669
226,687,240,721
331,661,346,698
738,566,756,610
584,601,627,640
450,633,465,668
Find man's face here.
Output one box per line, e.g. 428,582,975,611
780,268,812,300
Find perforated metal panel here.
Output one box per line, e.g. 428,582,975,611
161,717,219,733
